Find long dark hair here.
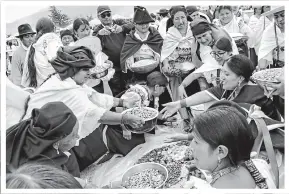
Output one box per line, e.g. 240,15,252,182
193,105,255,166
26,17,55,87
73,18,90,37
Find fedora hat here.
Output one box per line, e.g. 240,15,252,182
261,6,284,16
157,8,169,14
15,24,36,38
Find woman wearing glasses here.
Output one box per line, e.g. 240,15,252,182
161,54,281,121
178,37,235,97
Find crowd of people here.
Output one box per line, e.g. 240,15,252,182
6,5,284,189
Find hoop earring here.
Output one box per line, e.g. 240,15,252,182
53,142,60,154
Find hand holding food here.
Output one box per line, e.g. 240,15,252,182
98,28,111,36
265,75,284,98
112,25,123,33
123,96,141,108
121,113,145,128
252,68,283,98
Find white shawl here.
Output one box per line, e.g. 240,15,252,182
23,75,114,139
161,24,196,62
258,22,284,62
21,33,63,88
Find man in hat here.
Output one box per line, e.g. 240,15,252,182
120,6,163,86
60,29,74,46
258,6,285,70
157,8,170,38
92,5,134,96
10,23,36,86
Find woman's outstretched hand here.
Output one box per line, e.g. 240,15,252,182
164,133,188,143
160,101,181,120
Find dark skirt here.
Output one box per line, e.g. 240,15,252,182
72,124,145,171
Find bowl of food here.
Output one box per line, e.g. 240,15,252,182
252,68,282,91
121,162,168,189
89,62,112,79
122,107,159,133
90,69,109,79
130,59,158,74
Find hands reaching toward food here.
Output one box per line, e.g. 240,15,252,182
160,101,181,119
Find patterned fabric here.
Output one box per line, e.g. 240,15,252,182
244,159,268,189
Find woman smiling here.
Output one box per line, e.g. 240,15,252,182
161,54,280,121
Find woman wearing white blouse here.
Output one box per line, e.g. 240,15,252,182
21,17,63,88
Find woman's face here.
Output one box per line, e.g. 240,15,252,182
135,23,150,34
73,68,90,85
190,130,218,171
222,62,242,90
195,31,213,46
75,24,90,39
58,121,80,152
173,11,188,30
190,11,200,20
211,45,231,65
219,8,233,25
274,11,285,30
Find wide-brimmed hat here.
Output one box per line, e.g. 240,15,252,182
261,6,284,16
15,24,36,38
157,8,169,14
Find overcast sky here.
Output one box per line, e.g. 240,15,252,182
5,5,48,23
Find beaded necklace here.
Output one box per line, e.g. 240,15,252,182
210,165,240,185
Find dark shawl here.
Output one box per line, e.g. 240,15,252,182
6,102,77,174
50,46,96,80
120,27,163,72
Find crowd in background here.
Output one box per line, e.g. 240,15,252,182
5,5,284,189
